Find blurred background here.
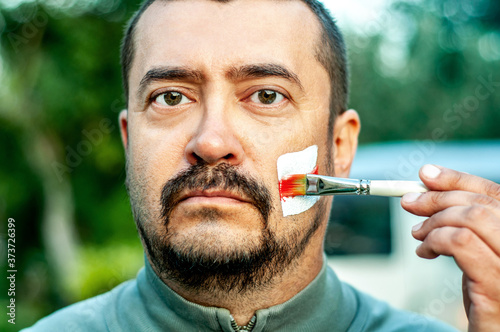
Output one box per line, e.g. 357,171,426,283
0,0,499,330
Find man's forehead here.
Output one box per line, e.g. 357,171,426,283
131,0,323,80
136,0,321,39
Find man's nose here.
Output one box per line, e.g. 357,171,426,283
185,105,245,166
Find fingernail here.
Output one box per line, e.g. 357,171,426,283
402,192,422,203
422,164,441,179
412,222,423,232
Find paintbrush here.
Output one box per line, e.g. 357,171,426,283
280,174,428,198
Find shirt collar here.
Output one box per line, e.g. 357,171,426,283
139,254,357,332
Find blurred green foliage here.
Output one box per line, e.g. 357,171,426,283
0,0,499,330
348,0,500,142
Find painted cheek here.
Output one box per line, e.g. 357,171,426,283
276,145,320,217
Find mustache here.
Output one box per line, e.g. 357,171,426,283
160,162,274,225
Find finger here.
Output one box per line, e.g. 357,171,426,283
402,190,500,217
412,205,500,256
418,164,500,200
463,275,471,320
416,226,500,293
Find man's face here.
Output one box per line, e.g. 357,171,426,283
122,0,339,291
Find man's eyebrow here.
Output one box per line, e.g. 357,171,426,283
137,66,204,99
227,63,304,91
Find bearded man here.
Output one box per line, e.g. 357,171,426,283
25,1,500,331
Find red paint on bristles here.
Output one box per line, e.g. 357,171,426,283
279,166,318,200
280,174,307,199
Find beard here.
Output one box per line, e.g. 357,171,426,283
126,161,325,294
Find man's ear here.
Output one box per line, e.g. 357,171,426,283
332,109,360,177
119,110,129,150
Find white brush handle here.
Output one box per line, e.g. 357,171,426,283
370,181,428,197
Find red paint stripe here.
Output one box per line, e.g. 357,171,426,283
279,174,306,200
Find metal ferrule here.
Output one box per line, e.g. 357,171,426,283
305,175,371,196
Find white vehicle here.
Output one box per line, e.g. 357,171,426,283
326,140,500,331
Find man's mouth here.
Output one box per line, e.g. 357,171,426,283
159,162,273,224
178,190,253,206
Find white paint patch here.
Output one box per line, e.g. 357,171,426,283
277,145,320,217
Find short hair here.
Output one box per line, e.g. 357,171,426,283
120,0,348,126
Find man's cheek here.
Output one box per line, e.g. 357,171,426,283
134,141,185,178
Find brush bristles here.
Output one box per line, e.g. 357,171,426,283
279,174,307,199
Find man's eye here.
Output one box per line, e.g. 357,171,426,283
250,90,285,105
155,91,192,106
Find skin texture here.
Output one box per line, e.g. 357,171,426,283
119,0,360,325
402,165,500,332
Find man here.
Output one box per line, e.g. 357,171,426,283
25,0,500,331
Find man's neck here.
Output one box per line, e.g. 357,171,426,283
159,246,324,326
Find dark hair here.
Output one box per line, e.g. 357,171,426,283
120,0,348,125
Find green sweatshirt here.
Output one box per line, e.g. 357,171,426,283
23,256,458,331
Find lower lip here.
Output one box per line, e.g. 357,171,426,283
181,196,248,205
